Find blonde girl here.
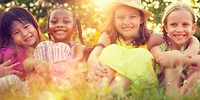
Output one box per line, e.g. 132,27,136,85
150,2,200,96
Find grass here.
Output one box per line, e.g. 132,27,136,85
1,65,200,100
1,77,200,100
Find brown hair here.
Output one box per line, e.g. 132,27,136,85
162,2,196,47
100,5,151,47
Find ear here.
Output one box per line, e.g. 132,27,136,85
164,25,168,33
140,18,144,24
191,23,197,35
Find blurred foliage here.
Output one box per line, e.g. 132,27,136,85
0,0,200,44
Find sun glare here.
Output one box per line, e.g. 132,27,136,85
92,0,114,7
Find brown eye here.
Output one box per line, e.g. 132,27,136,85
24,24,29,29
130,15,136,19
13,31,19,35
64,20,70,24
50,19,57,24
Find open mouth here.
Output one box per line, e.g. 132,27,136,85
54,30,67,32
173,34,186,39
122,27,133,31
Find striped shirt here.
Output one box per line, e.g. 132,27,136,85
33,41,76,63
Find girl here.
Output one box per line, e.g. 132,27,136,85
88,0,159,92
150,2,200,96
0,6,44,78
32,6,86,83
0,6,44,93
87,0,199,93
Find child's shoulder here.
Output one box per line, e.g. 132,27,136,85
74,43,86,51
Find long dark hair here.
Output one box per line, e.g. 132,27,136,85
0,6,44,48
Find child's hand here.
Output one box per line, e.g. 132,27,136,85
156,50,187,68
188,55,200,67
0,60,22,77
88,59,108,78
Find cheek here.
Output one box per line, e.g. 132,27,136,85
67,26,75,33
12,36,23,45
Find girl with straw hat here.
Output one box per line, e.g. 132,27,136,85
87,0,199,93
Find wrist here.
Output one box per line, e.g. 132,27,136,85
95,43,106,48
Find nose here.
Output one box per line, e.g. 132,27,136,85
176,25,183,33
56,22,64,27
21,29,29,37
123,18,131,25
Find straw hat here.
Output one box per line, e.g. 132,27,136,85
104,0,153,19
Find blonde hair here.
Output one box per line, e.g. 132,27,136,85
100,5,151,47
162,2,196,46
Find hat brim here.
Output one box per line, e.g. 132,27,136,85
103,1,153,19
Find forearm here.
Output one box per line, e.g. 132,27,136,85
183,36,199,55
87,46,103,64
147,33,164,50
75,44,86,61
150,46,163,59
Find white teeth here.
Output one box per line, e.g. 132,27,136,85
174,34,185,39
176,35,184,38
123,27,132,31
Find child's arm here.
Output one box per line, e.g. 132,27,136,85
151,46,187,68
189,55,200,67
147,33,164,50
74,44,86,61
87,32,111,77
183,36,199,55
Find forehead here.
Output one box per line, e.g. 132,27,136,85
115,6,140,15
50,9,73,19
11,20,27,27
167,10,193,21
11,20,25,31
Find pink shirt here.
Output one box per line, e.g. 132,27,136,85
0,46,26,73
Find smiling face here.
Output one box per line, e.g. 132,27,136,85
48,9,75,43
165,10,196,47
11,20,39,48
114,6,142,44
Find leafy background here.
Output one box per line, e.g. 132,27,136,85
0,0,200,47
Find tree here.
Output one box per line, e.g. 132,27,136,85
0,0,200,42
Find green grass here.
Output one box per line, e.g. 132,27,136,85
1,77,200,100
1,65,200,100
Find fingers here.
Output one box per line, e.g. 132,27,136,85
98,61,108,73
7,62,20,70
10,70,23,76
1,60,12,66
1,60,20,69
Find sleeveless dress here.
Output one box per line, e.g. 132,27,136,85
33,41,76,83
99,37,158,88
158,42,189,84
